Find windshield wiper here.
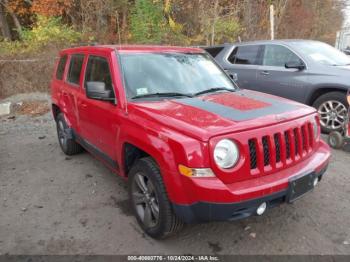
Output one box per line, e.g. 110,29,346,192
131,92,193,99
193,87,235,96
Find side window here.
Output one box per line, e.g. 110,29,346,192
84,56,113,91
67,54,84,85
205,47,224,58
56,55,67,80
263,45,302,67
228,45,261,65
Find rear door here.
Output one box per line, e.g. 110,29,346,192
223,45,263,89
51,54,68,106
62,54,85,130
256,44,309,102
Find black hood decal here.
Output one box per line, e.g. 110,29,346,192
176,91,298,121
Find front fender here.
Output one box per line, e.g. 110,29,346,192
118,120,210,204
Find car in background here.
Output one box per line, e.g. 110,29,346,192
343,48,350,55
205,40,350,133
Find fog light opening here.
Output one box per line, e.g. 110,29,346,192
313,177,319,187
256,202,267,216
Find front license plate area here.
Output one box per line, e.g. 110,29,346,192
287,173,315,203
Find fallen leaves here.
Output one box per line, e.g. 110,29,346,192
13,101,50,117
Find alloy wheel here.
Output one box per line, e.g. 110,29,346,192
57,120,67,149
318,100,347,130
131,173,160,228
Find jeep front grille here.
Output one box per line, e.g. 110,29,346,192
248,123,314,173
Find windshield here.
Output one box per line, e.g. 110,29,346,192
119,52,236,99
292,41,350,66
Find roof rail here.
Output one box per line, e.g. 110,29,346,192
70,42,99,48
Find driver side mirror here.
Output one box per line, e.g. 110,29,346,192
285,61,306,70
86,81,115,102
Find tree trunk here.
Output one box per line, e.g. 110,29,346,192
121,7,127,42
210,0,219,46
9,11,21,34
0,3,11,39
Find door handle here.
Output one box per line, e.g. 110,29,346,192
260,71,270,76
225,70,238,81
80,103,88,108
229,73,238,82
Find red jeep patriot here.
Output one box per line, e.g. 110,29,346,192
51,45,330,239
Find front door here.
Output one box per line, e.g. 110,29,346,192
256,44,309,103
77,54,120,168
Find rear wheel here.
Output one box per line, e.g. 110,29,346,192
128,157,183,239
313,91,348,133
328,131,344,149
56,113,83,155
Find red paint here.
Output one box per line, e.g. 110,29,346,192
51,45,331,206
203,92,271,111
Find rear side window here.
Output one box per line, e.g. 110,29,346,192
205,47,224,58
228,45,261,65
56,55,67,80
67,54,84,85
84,56,113,91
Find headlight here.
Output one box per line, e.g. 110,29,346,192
311,117,319,140
214,139,239,169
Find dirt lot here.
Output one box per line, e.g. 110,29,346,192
0,94,350,255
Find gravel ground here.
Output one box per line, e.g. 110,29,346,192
0,94,350,255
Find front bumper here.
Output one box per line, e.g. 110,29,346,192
173,165,328,223
171,140,330,223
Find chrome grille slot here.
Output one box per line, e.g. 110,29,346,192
293,128,300,157
262,136,270,166
284,131,291,159
248,139,258,169
274,134,281,163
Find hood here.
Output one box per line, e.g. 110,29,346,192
323,64,350,75
129,90,316,141
335,65,350,71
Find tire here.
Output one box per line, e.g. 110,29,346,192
56,113,83,155
128,157,183,239
312,91,348,133
328,131,344,149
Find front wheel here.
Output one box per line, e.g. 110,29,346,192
128,157,183,239
313,91,348,133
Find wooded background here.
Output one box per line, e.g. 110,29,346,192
0,0,347,47
0,0,347,97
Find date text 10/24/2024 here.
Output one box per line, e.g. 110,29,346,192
127,255,220,261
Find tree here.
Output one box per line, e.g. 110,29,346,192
130,0,166,44
0,0,27,39
0,2,11,39
31,0,73,16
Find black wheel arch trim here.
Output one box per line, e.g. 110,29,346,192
307,86,349,106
